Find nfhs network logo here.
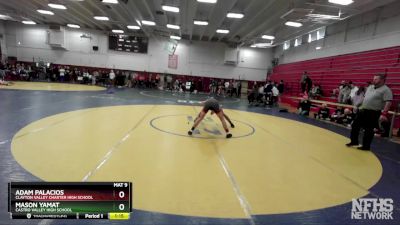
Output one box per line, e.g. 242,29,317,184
351,198,394,220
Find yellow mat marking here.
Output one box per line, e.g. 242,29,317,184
11,105,382,218
0,81,105,91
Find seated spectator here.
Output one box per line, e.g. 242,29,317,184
337,108,355,127
309,84,323,99
338,83,351,104
314,103,330,120
330,106,344,123
376,115,391,137
298,96,311,116
247,86,257,104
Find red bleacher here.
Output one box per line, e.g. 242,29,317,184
270,46,400,106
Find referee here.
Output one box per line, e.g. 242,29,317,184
346,74,393,150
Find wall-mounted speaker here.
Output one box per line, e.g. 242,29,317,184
93,46,99,51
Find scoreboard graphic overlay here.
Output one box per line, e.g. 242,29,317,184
8,182,132,220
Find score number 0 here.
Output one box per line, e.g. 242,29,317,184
118,191,125,211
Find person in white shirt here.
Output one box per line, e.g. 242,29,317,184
109,70,115,87
257,84,264,103
87,73,92,84
271,85,280,105
59,67,65,82
92,71,99,85
349,81,359,102
224,80,230,96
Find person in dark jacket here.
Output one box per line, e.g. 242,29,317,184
298,96,311,116
314,103,330,120
277,80,284,94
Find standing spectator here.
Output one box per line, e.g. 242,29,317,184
174,79,179,91
211,79,217,94
224,80,230,96
109,69,115,87
189,79,196,94
197,78,203,93
82,69,90,84
333,80,346,97
264,81,273,104
237,80,242,97
64,66,70,82
247,85,257,104
300,71,312,93
271,83,279,105
71,68,77,83
91,70,97,85
59,66,65,82
218,80,224,96
349,81,359,102
264,81,273,93
155,74,160,88
339,80,346,90
52,66,58,82
232,80,238,97
92,70,99,85
166,75,173,90
277,80,284,94
147,74,153,88
257,84,265,103
346,74,393,150
0,63,5,80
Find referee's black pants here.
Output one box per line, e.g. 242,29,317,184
350,109,381,149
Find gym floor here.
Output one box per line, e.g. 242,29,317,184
1,82,399,225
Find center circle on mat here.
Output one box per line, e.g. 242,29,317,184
150,114,255,139
11,105,382,219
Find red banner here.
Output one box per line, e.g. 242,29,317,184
168,54,178,69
